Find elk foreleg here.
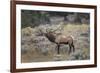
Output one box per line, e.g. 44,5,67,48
57,44,60,54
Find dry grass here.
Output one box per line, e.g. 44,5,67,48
21,24,90,63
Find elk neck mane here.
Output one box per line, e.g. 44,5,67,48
45,32,56,43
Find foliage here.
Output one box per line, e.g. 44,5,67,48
21,10,90,28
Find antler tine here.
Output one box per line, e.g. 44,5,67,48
46,29,48,32
46,27,52,33
52,23,64,33
52,24,61,32
46,28,49,33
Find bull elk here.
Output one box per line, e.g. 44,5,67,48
39,26,75,54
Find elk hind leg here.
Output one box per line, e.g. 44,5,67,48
72,44,75,52
71,42,75,52
68,44,71,54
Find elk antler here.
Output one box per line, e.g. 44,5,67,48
52,22,64,32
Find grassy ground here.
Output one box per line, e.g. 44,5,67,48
21,24,90,63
